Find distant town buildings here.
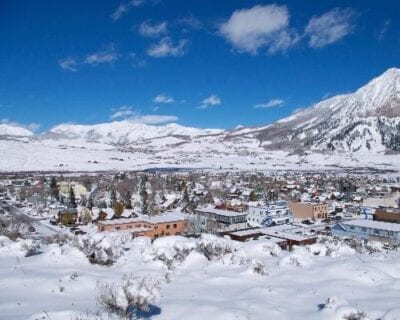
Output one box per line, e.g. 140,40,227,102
288,201,328,220
98,213,188,240
194,206,248,232
332,219,400,242
247,201,293,227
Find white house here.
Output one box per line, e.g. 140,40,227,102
247,201,293,227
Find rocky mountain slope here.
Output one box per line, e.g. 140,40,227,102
243,68,400,153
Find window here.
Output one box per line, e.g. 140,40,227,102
115,226,121,230
374,229,380,234
166,232,170,236
166,224,170,229
173,224,177,228
101,227,105,231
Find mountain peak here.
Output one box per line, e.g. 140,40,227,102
0,123,33,137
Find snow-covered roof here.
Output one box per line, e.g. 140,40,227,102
342,219,400,232
196,206,247,217
98,212,187,226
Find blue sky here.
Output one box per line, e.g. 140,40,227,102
0,0,399,131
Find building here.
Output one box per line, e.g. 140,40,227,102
194,206,248,232
331,219,400,242
97,213,188,240
260,225,317,248
57,208,78,225
374,207,400,224
57,181,88,200
288,201,328,220
247,201,293,227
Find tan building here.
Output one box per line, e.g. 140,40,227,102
288,201,328,220
374,207,400,224
97,213,188,240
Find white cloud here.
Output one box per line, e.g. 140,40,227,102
198,95,221,109
176,16,202,31
110,106,137,120
0,119,41,132
219,4,298,55
110,106,177,124
139,21,168,38
128,115,178,125
84,46,119,66
305,8,355,48
111,0,144,21
153,94,175,104
58,57,78,72
254,98,285,109
377,20,390,41
147,37,188,58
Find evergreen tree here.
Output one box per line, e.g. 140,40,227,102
69,187,77,208
140,176,148,215
182,187,190,204
110,188,117,207
113,201,124,218
87,194,94,209
249,190,258,202
49,177,59,201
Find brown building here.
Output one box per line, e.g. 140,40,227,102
288,201,328,220
97,213,188,240
374,207,400,224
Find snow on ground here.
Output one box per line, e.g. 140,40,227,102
0,233,400,320
0,138,399,173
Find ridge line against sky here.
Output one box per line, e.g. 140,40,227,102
0,0,399,132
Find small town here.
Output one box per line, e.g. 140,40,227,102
2,0,400,319
2,170,400,249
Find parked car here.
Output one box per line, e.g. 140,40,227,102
49,219,57,225
321,218,331,223
28,226,36,232
335,216,342,221
301,219,314,225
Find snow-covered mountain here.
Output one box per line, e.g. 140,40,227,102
49,121,223,144
0,123,33,137
0,68,400,172
249,68,400,153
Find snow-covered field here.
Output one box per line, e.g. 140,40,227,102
1,233,400,320
0,137,399,173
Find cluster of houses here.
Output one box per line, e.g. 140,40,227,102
2,171,400,248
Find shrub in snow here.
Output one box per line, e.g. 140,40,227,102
250,259,267,276
262,241,282,257
0,235,13,247
75,233,131,265
149,236,196,269
44,233,73,246
279,247,313,267
317,236,394,256
97,274,160,319
319,296,369,320
197,234,249,265
319,296,338,311
19,238,41,257
343,311,368,320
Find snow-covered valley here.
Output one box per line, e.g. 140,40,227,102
1,232,400,320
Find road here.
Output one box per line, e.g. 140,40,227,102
1,202,61,239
